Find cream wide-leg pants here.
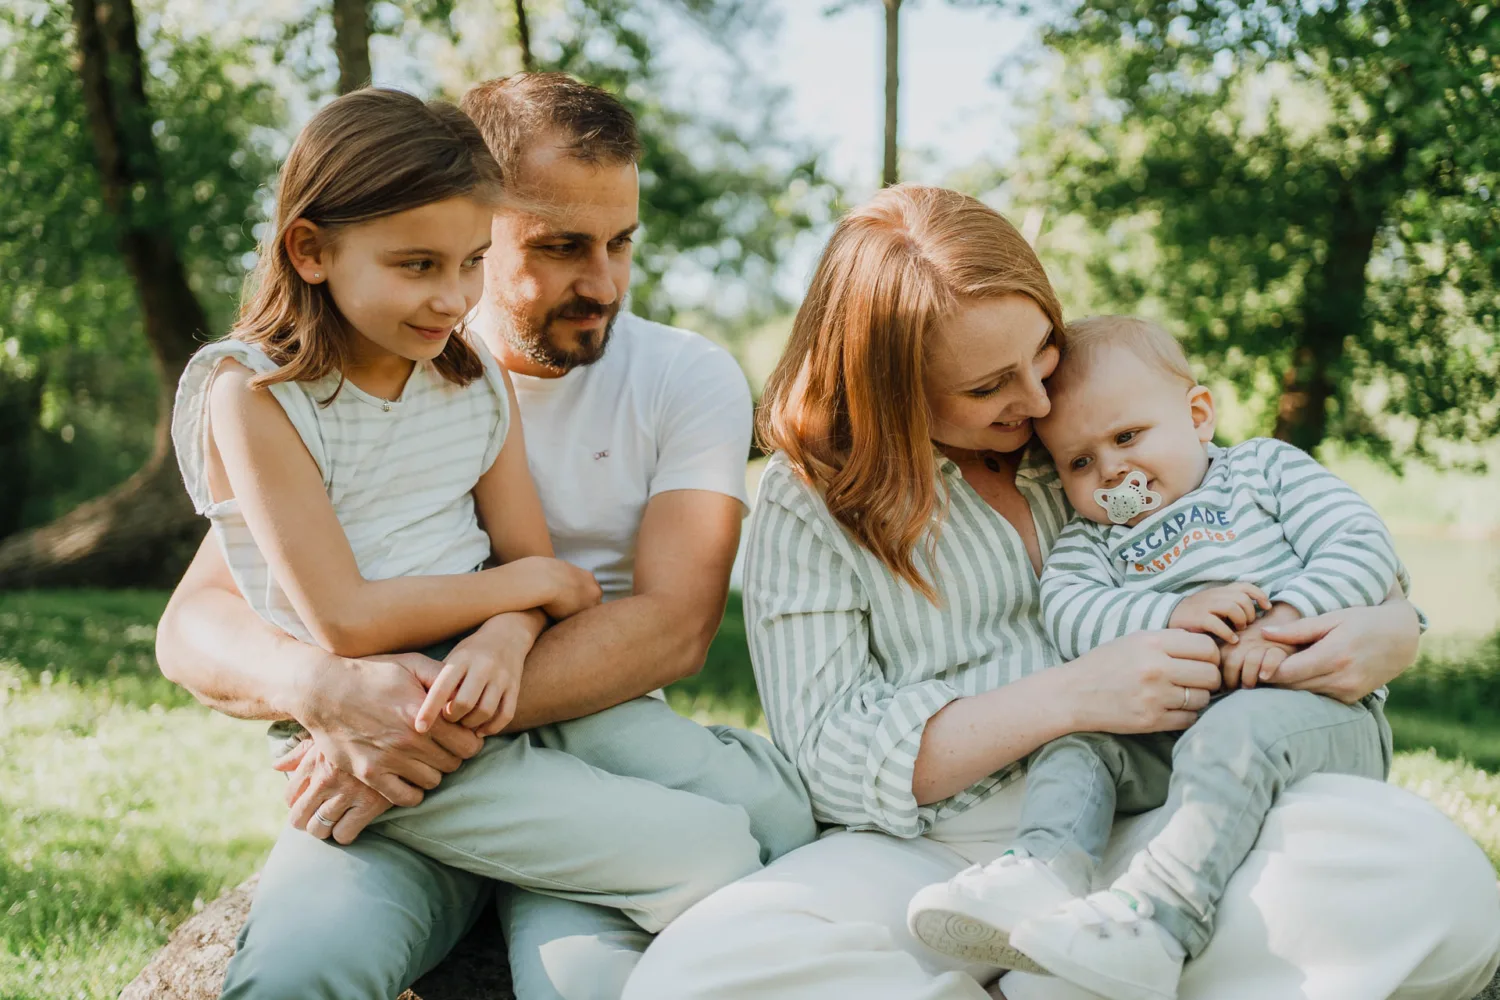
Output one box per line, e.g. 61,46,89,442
624,774,1500,1000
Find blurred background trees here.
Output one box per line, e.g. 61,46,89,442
1009,0,1498,465
0,0,836,586
0,0,1495,588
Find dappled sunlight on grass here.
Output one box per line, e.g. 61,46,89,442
0,601,283,1000
1390,750,1500,868
0,673,282,998
0,589,1497,997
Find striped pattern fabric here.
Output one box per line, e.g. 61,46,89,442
1040,438,1405,661
743,447,1069,839
172,339,510,645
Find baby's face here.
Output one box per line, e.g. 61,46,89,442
1035,345,1216,527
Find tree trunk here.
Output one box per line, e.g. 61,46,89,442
513,0,534,72
1273,153,1401,451
332,0,372,94
0,368,45,541
0,0,208,589
882,0,900,187
120,874,517,999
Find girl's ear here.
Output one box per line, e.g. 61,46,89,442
284,219,328,284
1188,384,1217,444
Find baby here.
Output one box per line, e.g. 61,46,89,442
908,316,1403,1000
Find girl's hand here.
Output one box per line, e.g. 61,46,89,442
414,613,539,735
1167,582,1272,645
1259,601,1421,704
1064,629,1222,734
532,558,603,620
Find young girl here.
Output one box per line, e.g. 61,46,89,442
171,88,810,939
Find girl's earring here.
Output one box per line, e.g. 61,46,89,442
312,272,321,281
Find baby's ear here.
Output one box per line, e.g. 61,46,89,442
1188,384,1216,443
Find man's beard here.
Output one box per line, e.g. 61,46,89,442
502,295,620,373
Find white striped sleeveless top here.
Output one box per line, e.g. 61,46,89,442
171,339,510,645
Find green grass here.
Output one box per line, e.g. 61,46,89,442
0,592,283,1000
1,590,1499,1000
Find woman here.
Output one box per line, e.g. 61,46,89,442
623,186,1500,999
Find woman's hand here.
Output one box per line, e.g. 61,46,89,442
1259,600,1421,704
1063,629,1222,734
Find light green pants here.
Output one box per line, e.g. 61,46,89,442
221,695,816,1000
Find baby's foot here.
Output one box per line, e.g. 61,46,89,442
907,851,1078,972
1011,889,1185,1000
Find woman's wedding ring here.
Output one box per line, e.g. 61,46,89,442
312,809,337,827
1181,687,1192,710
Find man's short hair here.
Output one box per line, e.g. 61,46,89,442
460,73,641,181
1053,315,1198,393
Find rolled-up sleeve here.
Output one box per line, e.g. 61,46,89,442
743,477,959,838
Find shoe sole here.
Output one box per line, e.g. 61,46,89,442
1010,925,1172,1000
909,906,1051,975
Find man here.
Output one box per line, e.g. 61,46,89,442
155,74,813,1000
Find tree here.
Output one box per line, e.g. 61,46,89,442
536,0,840,329
1018,0,1499,464
331,0,372,92
0,1,278,586
514,0,535,71
883,0,901,186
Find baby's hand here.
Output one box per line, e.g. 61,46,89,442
1221,633,1297,690
1221,603,1302,690
1168,583,1273,645
414,616,533,736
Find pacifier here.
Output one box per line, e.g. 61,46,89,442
1093,470,1162,525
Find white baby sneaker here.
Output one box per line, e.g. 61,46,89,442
1011,889,1186,1000
907,851,1079,972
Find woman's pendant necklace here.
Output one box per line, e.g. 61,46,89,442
983,452,1002,473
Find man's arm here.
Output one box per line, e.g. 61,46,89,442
156,532,317,721
156,533,483,804
503,489,742,731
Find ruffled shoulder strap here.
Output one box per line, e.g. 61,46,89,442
170,339,330,514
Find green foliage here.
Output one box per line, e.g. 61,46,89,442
536,0,842,329
265,0,463,96
0,1,282,535
1016,0,1499,465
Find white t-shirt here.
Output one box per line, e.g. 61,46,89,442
508,312,753,601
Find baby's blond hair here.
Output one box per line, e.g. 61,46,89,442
1052,315,1197,394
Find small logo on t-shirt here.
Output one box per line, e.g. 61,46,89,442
593,450,610,461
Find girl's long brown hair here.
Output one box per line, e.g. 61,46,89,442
758,185,1064,600
233,88,503,396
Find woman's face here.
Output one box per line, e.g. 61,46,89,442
924,294,1059,455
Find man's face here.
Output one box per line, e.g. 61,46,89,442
477,135,639,375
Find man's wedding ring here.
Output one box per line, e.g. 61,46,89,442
312,809,337,827
1180,687,1192,710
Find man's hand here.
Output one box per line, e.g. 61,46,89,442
297,652,484,806
277,741,394,844
1168,582,1273,645
416,611,542,737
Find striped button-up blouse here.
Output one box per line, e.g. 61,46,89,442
743,446,1070,839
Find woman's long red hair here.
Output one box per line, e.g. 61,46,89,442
757,185,1063,600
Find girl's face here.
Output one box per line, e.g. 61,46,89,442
923,294,1060,455
290,196,493,365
